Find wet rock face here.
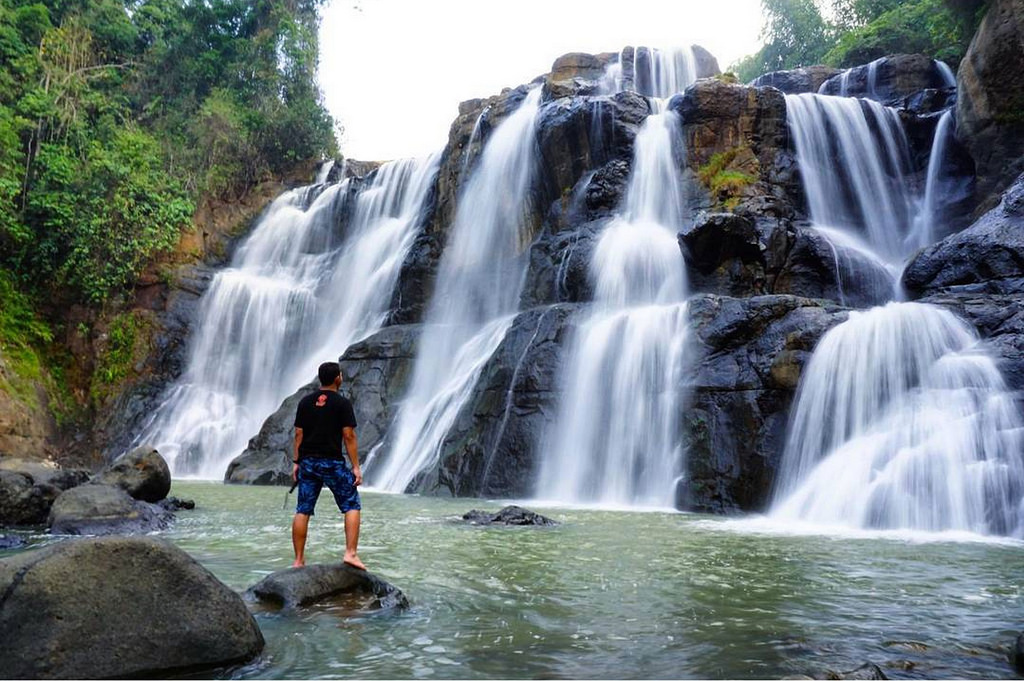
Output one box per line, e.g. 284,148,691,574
903,172,1024,297
411,305,577,499
48,484,172,536
247,564,409,611
462,505,558,526
225,324,420,486
956,0,1024,207
819,54,954,104
671,79,800,216
751,66,842,93
680,214,895,308
92,445,171,503
0,537,264,678
682,295,849,513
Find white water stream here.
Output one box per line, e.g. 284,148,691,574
539,48,696,507
138,156,439,478
369,88,543,492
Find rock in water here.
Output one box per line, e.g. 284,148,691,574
825,663,889,680
157,496,196,512
48,484,172,536
92,445,171,502
751,66,841,93
0,459,90,526
0,534,25,549
247,564,409,611
1013,633,1024,674
462,505,558,526
0,537,264,678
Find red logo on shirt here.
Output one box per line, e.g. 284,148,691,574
316,394,327,407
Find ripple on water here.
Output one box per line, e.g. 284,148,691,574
144,482,1024,679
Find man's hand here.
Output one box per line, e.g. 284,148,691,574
292,463,299,483
352,466,363,486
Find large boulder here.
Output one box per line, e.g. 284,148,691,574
819,54,954,104
92,445,171,502
0,458,89,526
225,382,313,486
0,537,264,678
903,172,1024,296
48,483,172,536
247,563,409,611
956,0,1024,207
751,66,841,93
543,51,616,100
682,294,849,512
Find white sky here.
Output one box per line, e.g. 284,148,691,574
319,0,766,161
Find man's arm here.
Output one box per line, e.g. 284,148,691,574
292,427,303,483
343,427,361,486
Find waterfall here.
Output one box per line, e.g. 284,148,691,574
911,110,955,250
935,60,956,88
369,88,543,493
772,302,1024,536
785,93,916,265
137,155,440,478
601,46,697,99
537,105,692,508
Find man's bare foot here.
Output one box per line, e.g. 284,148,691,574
343,552,366,570
292,559,305,568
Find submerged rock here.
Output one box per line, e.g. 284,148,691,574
0,459,90,526
1013,632,1024,674
247,563,409,611
48,483,172,536
462,505,558,526
91,445,171,503
0,537,264,678
158,496,195,512
824,662,889,680
903,172,1024,297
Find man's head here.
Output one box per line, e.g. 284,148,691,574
318,361,342,388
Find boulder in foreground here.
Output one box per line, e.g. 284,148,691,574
247,563,409,611
462,505,558,526
0,536,264,679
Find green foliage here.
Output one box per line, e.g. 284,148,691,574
93,311,141,388
0,0,337,304
824,0,974,66
0,269,51,405
698,147,757,210
733,0,989,81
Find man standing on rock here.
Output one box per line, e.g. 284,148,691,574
291,361,365,570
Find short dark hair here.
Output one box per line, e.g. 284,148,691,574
318,362,341,386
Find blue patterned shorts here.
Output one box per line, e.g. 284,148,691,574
296,458,361,515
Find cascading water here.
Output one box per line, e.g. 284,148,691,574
601,46,697,99
785,93,917,264
369,88,543,493
912,109,955,248
772,302,1024,536
137,155,439,478
538,89,692,507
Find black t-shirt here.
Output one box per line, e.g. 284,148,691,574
294,390,357,460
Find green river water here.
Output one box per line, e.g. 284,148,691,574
6,481,1023,679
